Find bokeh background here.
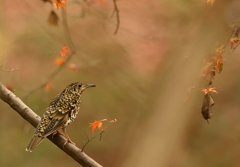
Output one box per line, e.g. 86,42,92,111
1,0,240,166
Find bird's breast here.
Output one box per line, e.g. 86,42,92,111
64,106,80,127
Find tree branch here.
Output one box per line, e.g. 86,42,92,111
0,82,102,167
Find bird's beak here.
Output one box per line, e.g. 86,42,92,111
86,84,96,88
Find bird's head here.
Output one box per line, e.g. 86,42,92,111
75,82,95,93
68,82,96,94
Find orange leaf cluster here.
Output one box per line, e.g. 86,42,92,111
53,0,67,10
54,46,70,66
44,82,53,92
89,120,104,133
215,56,223,73
60,45,70,57
202,46,225,79
54,57,65,66
201,87,218,95
89,119,116,133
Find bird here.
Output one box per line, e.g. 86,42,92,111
26,82,95,152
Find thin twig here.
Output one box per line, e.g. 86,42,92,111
81,130,105,152
61,8,76,52
112,0,120,35
223,29,234,50
223,20,240,51
82,128,90,141
0,82,102,167
221,21,240,57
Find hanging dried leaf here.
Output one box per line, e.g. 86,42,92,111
215,56,223,73
202,46,225,79
201,93,214,123
48,10,59,26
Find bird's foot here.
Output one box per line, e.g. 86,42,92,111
62,127,75,148
63,138,75,148
52,130,64,139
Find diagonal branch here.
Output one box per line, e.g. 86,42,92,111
0,82,102,167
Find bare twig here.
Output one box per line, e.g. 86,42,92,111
61,8,76,52
223,29,235,50
81,130,105,152
0,82,102,167
112,0,120,35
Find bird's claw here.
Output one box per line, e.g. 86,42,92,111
52,130,64,139
63,139,75,148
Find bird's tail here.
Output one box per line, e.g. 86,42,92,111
26,136,44,152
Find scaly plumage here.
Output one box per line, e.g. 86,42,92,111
26,82,95,152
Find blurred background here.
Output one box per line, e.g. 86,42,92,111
1,0,240,166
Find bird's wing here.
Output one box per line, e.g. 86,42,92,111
41,109,69,137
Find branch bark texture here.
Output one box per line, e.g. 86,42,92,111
0,82,102,167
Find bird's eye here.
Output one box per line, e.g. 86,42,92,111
78,84,82,88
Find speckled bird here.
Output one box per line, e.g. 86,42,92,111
26,82,95,152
